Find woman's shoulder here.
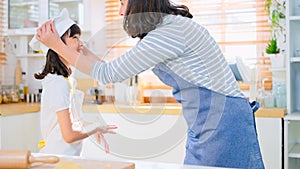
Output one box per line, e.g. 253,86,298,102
162,15,191,24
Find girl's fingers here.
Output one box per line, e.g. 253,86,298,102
107,125,118,129
98,133,110,154
106,131,117,134
105,143,110,154
102,135,110,154
96,133,101,144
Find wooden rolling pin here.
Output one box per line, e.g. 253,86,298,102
0,150,59,169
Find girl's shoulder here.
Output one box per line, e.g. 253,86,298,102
44,74,67,81
42,74,69,88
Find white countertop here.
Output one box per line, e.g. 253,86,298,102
32,153,236,169
131,160,237,169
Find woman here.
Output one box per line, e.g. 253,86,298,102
35,1,264,168
32,9,117,156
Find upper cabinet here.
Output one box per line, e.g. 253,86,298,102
7,0,89,35
8,0,39,29
6,0,93,57
49,0,84,25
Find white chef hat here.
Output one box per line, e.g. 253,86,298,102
29,8,76,53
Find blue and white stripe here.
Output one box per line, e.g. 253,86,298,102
91,14,244,98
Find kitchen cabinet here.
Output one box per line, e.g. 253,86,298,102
256,117,282,169
81,112,188,163
81,111,283,168
8,0,87,30
284,0,300,168
0,112,41,152
8,0,40,29
7,0,91,54
0,103,284,168
5,0,94,93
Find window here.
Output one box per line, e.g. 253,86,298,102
176,0,270,62
0,0,7,65
104,0,272,94
104,0,138,62
174,0,272,90
105,0,270,60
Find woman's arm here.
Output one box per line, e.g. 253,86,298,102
37,19,185,84
36,20,98,75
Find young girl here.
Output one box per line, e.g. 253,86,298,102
36,1,264,168
32,9,117,156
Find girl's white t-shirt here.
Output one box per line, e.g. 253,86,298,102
39,74,82,156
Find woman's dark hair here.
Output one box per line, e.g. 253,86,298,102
34,24,81,80
123,0,193,39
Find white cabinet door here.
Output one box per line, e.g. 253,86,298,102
0,112,41,152
81,112,187,163
256,117,282,169
81,112,282,167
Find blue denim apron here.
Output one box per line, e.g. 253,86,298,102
152,63,264,169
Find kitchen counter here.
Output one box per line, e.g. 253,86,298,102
0,104,284,168
31,153,235,169
0,102,286,118
0,103,40,116
82,103,286,118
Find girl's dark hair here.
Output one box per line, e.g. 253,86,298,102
34,24,81,80
123,0,193,39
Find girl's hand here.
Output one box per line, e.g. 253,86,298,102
97,124,118,134
87,124,117,154
36,20,62,50
95,124,117,154
95,132,110,154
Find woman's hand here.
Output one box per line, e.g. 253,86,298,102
82,46,105,62
36,20,62,50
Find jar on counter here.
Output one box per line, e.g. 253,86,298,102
273,82,287,108
2,85,11,104
264,90,275,108
10,85,19,103
1,85,20,103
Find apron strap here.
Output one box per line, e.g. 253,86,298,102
250,101,259,113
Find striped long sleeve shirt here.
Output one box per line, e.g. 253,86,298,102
91,15,244,98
